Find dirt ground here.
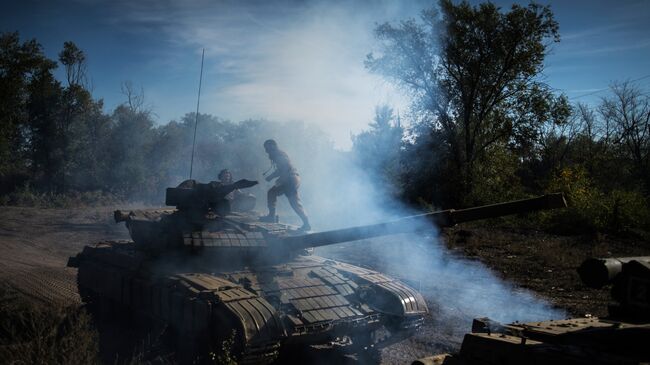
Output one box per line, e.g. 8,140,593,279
0,206,128,305
0,206,648,364
441,224,650,318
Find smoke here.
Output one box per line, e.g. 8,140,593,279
226,123,565,353
288,130,565,328
163,114,565,324
318,233,564,324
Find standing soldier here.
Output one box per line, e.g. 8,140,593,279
261,139,311,231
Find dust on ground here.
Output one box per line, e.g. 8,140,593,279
0,206,648,364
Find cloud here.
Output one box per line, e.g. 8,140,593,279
555,2,650,59
100,0,418,149
561,23,627,41
558,38,650,58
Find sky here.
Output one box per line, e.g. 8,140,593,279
3,0,650,149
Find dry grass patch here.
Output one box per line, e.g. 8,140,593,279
0,286,99,364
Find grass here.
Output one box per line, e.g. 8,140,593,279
0,286,99,364
0,183,126,208
0,286,242,365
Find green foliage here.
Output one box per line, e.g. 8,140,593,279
360,1,648,236
0,182,124,208
0,32,56,179
58,41,87,87
366,0,569,202
465,144,525,205
0,33,108,194
209,330,238,365
0,287,99,364
546,167,650,234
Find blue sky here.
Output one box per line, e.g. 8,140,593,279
3,0,649,149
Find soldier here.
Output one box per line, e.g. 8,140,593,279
261,139,311,231
218,169,237,201
218,168,256,212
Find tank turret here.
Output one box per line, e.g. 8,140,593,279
111,178,258,249
164,178,258,214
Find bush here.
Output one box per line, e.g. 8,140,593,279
466,145,526,206
545,166,650,234
1,183,125,208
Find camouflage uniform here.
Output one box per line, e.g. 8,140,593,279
264,142,310,229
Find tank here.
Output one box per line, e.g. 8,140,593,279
67,180,567,364
413,256,650,365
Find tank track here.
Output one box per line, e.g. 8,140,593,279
72,241,286,362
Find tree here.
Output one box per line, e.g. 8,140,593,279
120,81,146,113
352,105,403,194
599,81,650,184
105,104,155,197
0,32,56,188
56,41,96,192
58,41,87,88
366,0,569,204
25,56,63,191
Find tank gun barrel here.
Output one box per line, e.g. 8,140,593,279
282,193,567,250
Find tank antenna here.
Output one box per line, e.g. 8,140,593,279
189,48,205,179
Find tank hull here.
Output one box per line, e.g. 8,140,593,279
413,257,650,365
414,316,650,365
73,240,427,363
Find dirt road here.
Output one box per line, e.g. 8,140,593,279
0,206,129,304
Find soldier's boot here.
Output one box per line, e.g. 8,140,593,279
299,221,311,232
259,214,279,223
260,208,279,223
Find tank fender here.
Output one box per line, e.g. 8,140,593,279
331,262,428,316
173,273,287,345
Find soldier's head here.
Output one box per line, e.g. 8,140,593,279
218,169,232,184
263,139,278,154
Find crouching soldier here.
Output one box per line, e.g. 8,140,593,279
218,169,256,212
